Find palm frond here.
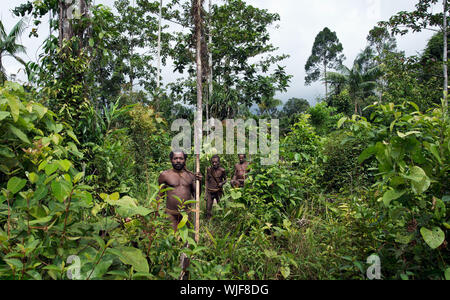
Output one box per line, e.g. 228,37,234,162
8,18,27,41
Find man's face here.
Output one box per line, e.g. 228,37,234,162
171,153,186,171
212,158,220,169
238,155,246,164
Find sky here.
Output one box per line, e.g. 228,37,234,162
0,0,438,106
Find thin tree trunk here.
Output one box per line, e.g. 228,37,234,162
324,62,328,101
59,0,63,47
0,55,4,84
443,0,448,114
194,0,204,244
157,0,162,89
208,0,213,120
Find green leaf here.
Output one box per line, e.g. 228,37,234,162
73,172,84,184
358,146,376,164
0,146,15,158
45,163,58,176
7,95,20,122
382,189,406,206
9,124,31,144
0,111,11,121
177,214,188,230
56,159,72,172
337,117,347,129
280,266,290,279
107,246,149,273
264,249,277,259
445,268,450,280
7,177,27,194
72,190,93,206
409,166,431,194
32,185,48,202
28,216,53,225
231,190,242,200
28,172,39,184
4,258,23,269
66,130,80,144
420,227,445,249
51,179,72,203
428,144,442,165
32,104,47,119
110,192,120,201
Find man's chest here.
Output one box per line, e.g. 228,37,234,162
165,173,192,187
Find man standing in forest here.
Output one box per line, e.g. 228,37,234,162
206,155,227,219
158,150,202,231
158,150,202,280
231,154,250,188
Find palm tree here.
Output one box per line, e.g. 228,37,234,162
325,47,380,115
0,18,27,84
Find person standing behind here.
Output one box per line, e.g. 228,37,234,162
206,155,227,219
231,154,249,188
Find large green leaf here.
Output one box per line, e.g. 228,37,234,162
7,177,27,194
358,145,376,164
9,124,31,144
405,166,431,194
107,246,149,273
110,196,151,218
51,179,72,203
382,189,406,206
0,111,10,121
420,227,445,249
45,163,59,176
7,95,20,122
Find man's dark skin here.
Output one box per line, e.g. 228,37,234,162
231,154,249,188
158,151,202,231
206,155,227,219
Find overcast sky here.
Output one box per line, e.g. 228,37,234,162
0,0,437,105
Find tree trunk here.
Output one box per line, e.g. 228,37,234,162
324,62,328,101
0,54,4,84
157,0,162,89
194,0,204,244
208,0,213,120
443,0,448,114
58,0,64,47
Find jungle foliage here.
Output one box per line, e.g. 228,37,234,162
0,0,449,280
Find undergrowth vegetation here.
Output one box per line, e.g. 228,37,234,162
0,0,449,280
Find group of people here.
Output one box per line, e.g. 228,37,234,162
157,151,250,231
156,151,249,279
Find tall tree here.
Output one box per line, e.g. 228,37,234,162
367,26,397,102
170,0,291,119
280,97,310,117
379,0,449,112
0,19,27,84
325,47,379,115
305,27,345,101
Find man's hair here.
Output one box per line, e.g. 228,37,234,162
211,155,220,161
238,154,246,158
170,150,188,160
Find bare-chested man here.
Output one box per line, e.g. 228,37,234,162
158,150,202,231
231,154,250,188
206,155,227,219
